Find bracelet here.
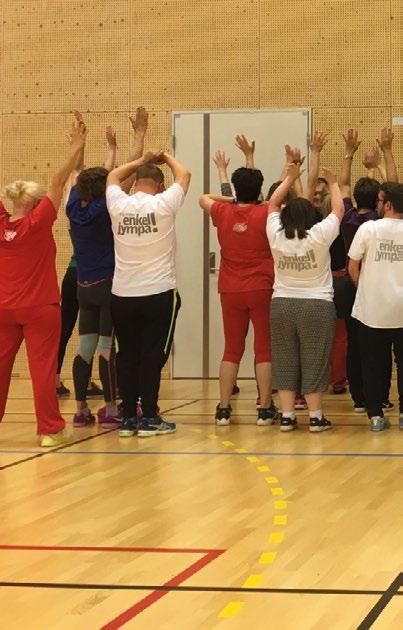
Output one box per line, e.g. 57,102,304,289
344,155,354,160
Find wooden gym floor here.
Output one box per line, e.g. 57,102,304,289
1,378,402,630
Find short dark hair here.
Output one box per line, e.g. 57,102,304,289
353,177,380,210
280,198,320,239
136,164,164,184
231,167,263,203
381,182,403,214
76,167,108,202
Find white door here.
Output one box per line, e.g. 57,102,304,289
173,109,311,378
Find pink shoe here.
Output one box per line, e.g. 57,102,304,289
73,411,96,428
97,403,123,428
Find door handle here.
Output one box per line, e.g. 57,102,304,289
209,252,219,274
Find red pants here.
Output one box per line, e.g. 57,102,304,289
220,290,272,364
330,317,347,389
0,304,65,435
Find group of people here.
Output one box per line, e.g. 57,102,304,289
0,107,401,445
201,127,402,432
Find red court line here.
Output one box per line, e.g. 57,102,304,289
100,549,224,630
0,544,220,554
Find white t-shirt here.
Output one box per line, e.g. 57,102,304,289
106,183,185,296
348,218,403,328
266,212,340,301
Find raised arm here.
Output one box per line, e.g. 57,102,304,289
162,152,191,194
47,120,88,211
106,149,163,188
268,163,304,214
199,193,234,215
339,129,361,197
128,107,148,161
303,131,329,201
321,168,344,222
362,147,386,181
213,150,233,197
377,128,398,182
235,134,255,169
104,126,117,172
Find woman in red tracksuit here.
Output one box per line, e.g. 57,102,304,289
0,120,87,446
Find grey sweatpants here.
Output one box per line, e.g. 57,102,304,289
270,297,336,394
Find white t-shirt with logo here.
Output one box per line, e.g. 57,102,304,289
106,183,185,296
348,218,403,328
266,212,340,301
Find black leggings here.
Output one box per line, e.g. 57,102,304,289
111,289,181,419
73,279,116,402
57,267,79,374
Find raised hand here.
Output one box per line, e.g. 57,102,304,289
285,145,305,165
213,150,230,170
69,119,87,150
362,147,381,169
129,107,149,134
142,149,165,164
235,134,255,157
286,162,304,181
321,167,337,185
342,129,361,156
105,126,117,148
376,127,394,152
309,131,329,153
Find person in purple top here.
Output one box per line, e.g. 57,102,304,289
339,128,399,414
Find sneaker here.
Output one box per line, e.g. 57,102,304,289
399,414,403,430
86,381,104,397
232,384,240,395
56,382,70,397
309,416,332,432
215,405,231,426
280,416,298,432
370,416,389,432
40,428,70,448
97,403,123,428
257,403,279,426
73,411,96,428
332,386,347,395
294,395,307,410
354,402,366,413
382,401,394,412
118,418,137,437
137,417,176,437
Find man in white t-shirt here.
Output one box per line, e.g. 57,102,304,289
348,182,403,431
106,150,191,438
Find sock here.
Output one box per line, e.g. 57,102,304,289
309,409,323,419
282,411,296,419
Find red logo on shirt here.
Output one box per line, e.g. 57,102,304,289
233,223,247,233
4,230,17,242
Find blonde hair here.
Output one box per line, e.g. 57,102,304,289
321,194,332,218
3,180,46,205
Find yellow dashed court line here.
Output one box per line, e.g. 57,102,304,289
208,433,219,439
257,465,270,472
235,448,247,453
246,456,260,463
265,476,278,483
259,551,277,564
274,500,287,509
273,515,288,525
269,532,285,544
218,602,245,618
222,440,235,447
271,487,284,496
242,574,263,588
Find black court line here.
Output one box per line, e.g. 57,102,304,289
0,399,200,473
357,573,402,630
0,581,401,597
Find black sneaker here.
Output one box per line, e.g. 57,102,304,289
86,381,104,397
280,416,298,432
215,405,231,426
309,416,332,432
137,416,176,437
382,401,394,412
118,418,137,437
56,383,70,397
232,384,240,395
257,403,279,426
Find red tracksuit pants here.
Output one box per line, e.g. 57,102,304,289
0,304,65,435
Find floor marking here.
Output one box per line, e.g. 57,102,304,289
274,500,288,510
257,465,270,472
259,551,277,564
271,487,284,496
265,476,278,483
235,448,247,453
269,533,285,544
246,456,260,463
218,602,245,618
273,515,288,525
222,440,235,447
242,575,263,588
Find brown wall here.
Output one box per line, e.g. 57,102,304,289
1,0,401,377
